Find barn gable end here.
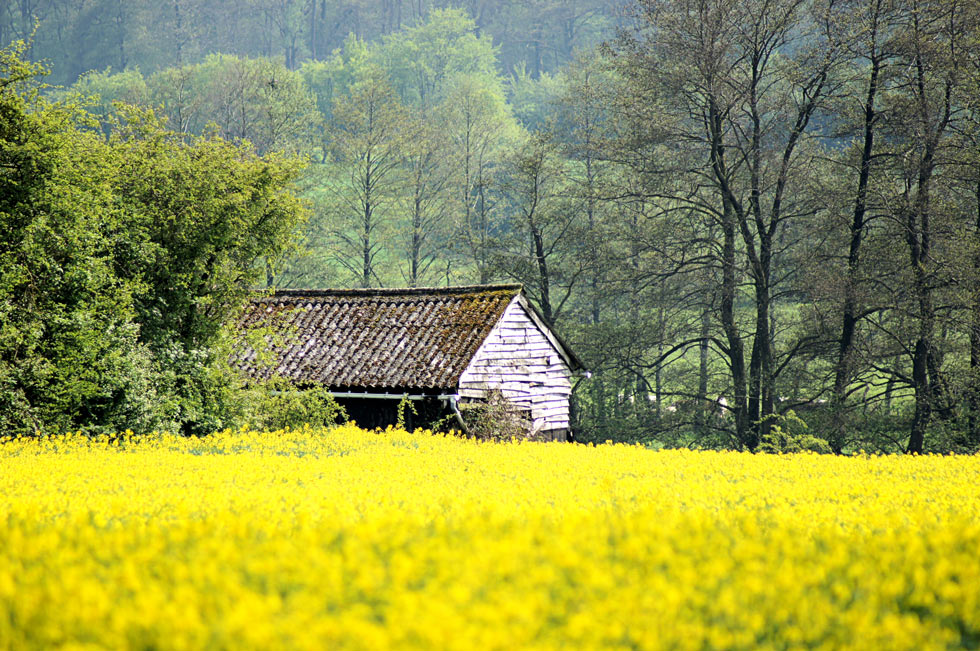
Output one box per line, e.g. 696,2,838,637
459,296,575,436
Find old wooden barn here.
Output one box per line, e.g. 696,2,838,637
235,284,585,440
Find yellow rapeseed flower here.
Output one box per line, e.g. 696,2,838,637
0,425,979,649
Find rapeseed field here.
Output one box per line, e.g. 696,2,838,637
1,425,979,650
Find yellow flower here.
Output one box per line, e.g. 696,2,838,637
0,426,978,649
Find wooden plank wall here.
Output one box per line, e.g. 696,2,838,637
458,298,573,434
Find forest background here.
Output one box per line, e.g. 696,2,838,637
4,0,980,454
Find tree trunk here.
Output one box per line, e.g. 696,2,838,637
908,335,931,454
477,177,491,285
532,20,543,78
721,201,749,448
903,5,949,452
362,185,372,289
906,183,935,454
531,225,552,324
362,205,371,289
710,97,750,449
697,299,711,434
970,179,980,445
309,0,318,60
116,2,127,69
832,51,880,451
174,0,183,66
410,193,422,287
747,268,771,447
654,303,665,420
586,153,600,325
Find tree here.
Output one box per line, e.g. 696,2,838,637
823,0,902,451
0,38,311,436
67,55,323,154
373,7,500,109
326,70,409,287
882,0,974,452
109,105,309,433
958,10,980,446
66,66,148,136
553,55,620,325
442,74,517,283
185,54,321,155
399,113,452,286
495,134,585,324
463,0,617,78
611,0,845,450
0,41,156,435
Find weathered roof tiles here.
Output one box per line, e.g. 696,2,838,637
235,285,523,391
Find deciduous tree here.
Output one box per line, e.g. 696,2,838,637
326,70,409,287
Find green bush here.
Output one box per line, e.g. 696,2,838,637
758,411,832,454
241,377,348,431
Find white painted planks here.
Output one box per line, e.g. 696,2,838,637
459,297,574,433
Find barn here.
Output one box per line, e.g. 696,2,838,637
235,284,586,440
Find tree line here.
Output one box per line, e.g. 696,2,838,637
598,0,980,454
10,1,980,453
2,0,617,86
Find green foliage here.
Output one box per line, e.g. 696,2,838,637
175,54,321,155
0,41,158,436
758,412,832,455
56,10,522,292
289,10,517,288
67,55,322,155
6,0,616,88
0,41,308,436
395,395,418,430
299,53,352,147
110,105,307,345
372,8,501,109
8,1,980,454
508,65,563,131
322,70,410,287
67,67,148,136
108,105,309,433
493,132,585,323
242,378,348,431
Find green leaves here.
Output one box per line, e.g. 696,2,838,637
0,51,141,436
0,42,308,436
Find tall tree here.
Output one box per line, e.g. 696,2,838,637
612,0,844,449
0,41,310,436
399,113,452,286
326,70,409,287
959,13,980,446
442,74,516,284
373,7,500,109
884,0,972,452
554,55,619,326
0,41,149,436
192,54,321,155
826,0,892,448
110,106,308,433
496,134,585,324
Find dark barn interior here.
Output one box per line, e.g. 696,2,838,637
336,396,453,431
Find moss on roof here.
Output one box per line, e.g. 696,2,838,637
234,285,522,391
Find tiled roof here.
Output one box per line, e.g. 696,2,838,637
235,285,522,391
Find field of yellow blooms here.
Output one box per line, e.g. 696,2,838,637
2,425,980,650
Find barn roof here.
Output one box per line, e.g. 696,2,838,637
235,284,527,391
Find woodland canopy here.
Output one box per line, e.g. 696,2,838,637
4,0,980,453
